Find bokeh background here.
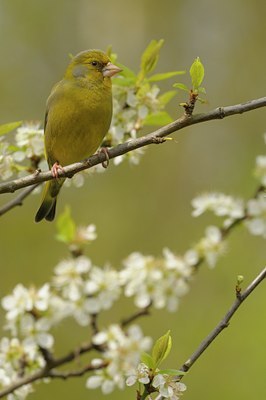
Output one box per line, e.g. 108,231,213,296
0,0,265,399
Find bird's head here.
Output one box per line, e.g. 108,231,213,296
64,50,122,82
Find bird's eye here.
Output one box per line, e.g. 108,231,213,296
91,61,98,67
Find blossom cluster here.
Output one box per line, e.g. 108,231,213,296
86,325,152,394
0,337,43,400
192,189,266,240
1,169,266,398
127,364,187,400
120,249,193,311
191,192,245,226
126,363,186,400
190,135,266,239
0,231,224,398
109,82,172,166
0,122,44,179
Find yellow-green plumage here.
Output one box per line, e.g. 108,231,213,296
35,50,121,222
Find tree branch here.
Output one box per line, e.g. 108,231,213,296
120,306,151,327
0,183,40,216
154,267,266,400
179,266,266,374
1,96,266,195
48,360,109,380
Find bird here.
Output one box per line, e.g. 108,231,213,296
35,49,121,222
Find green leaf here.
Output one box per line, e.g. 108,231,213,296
106,46,114,59
139,39,164,79
144,111,173,126
148,70,185,82
141,352,156,370
198,86,206,94
158,369,186,376
152,330,172,368
119,63,137,80
8,144,20,152
190,57,205,91
173,83,190,92
158,90,177,106
112,62,137,87
56,206,76,243
0,121,22,136
112,76,136,87
197,97,208,104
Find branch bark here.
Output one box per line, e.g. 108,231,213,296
0,96,266,195
0,183,40,216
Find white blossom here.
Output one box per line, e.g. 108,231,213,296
85,266,121,311
87,325,152,394
0,367,11,387
20,315,54,349
192,192,245,226
245,193,266,238
68,296,99,326
53,257,91,301
15,122,44,158
2,284,50,323
1,283,69,341
76,224,97,242
254,155,266,186
152,374,186,399
0,138,16,180
126,363,150,386
109,79,167,165
196,226,226,268
0,337,44,399
120,250,192,312
86,373,116,394
7,383,34,400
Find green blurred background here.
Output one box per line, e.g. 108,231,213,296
0,0,265,399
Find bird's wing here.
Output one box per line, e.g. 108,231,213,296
44,80,64,134
44,110,48,133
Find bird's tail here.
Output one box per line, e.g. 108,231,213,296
35,179,64,222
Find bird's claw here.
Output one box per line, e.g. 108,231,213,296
51,162,64,179
99,147,110,168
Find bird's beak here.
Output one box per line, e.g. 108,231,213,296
103,62,122,78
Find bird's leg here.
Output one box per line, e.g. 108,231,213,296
51,162,64,179
98,147,110,168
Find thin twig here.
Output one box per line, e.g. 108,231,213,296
48,361,109,380
0,96,266,194
50,342,94,369
0,183,40,216
153,267,266,400
121,306,151,327
179,266,266,373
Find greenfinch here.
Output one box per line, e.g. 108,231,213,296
35,50,121,222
